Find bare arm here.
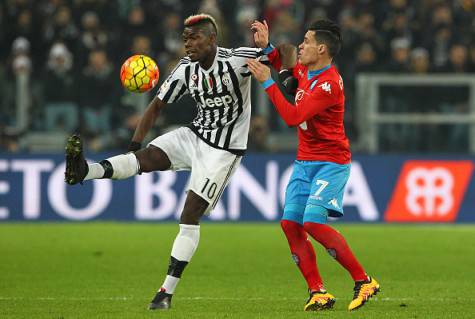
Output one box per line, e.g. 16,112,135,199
128,96,165,151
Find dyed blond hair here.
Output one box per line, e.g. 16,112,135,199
184,13,218,35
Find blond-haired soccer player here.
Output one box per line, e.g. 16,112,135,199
65,14,266,310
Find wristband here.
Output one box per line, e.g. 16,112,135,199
261,78,275,89
262,43,275,55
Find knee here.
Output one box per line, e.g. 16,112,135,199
180,194,209,225
303,222,318,234
180,210,204,225
281,219,304,237
281,219,294,233
303,222,327,243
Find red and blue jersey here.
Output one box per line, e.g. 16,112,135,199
262,47,351,164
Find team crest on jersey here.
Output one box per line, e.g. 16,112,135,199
318,82,332,94
190,74,198,88
222,74,231,86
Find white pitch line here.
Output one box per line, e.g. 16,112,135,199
0,296,474,302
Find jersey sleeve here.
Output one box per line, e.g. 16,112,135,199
292,63,305,78
264,45,282,70
264,79,341,127
156,59,190,104
231,47,265,60
230,47,269,70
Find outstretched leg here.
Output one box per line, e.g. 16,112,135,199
64,134,170,185
148,190,208,310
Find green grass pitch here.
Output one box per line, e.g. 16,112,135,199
1,223,475,318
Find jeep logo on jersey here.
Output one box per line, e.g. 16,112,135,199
385,161,474,222
197,92,234,109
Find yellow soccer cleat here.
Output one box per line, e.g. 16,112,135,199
304,290,336,311
348,276,380,311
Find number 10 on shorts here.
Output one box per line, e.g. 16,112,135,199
201,178,218,199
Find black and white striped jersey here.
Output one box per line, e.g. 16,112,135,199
156,46,266,154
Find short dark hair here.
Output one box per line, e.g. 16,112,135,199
308,19,342,57
184,13,218,36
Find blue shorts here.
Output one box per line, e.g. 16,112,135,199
282,160,351,225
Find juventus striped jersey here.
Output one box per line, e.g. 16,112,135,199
156,47,265,154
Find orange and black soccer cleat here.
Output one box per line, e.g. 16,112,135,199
348,276,380,311
304,289,336,311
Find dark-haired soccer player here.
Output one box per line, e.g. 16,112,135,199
65,13,266,310
249,19,380,311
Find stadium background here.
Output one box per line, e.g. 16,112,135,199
1,0,475,318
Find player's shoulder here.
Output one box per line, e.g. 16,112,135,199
313,79,343,97
318,66,342,84
217,47,233,59
177,56,192,66
322,65,342,82
169,56,192,73
218,46,263,59
167,57,194,79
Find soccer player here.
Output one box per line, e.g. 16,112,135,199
248,19,380,311
64,13,265,310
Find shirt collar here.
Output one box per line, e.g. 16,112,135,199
308,64,331,80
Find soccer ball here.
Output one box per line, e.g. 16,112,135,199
120,55,159,93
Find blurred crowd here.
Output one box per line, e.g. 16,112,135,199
0,0,474,152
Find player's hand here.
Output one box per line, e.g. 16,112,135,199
251,20,269,49
247,58,271,83
277,44,297,70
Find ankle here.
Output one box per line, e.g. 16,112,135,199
309,288,327,295
355,275,370,283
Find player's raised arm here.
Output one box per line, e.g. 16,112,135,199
252,20,281,69
265,78,340,126
251,20,269,49
128,96,166,152
251,20,297,69
247,58,338,127
251,20,298,95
